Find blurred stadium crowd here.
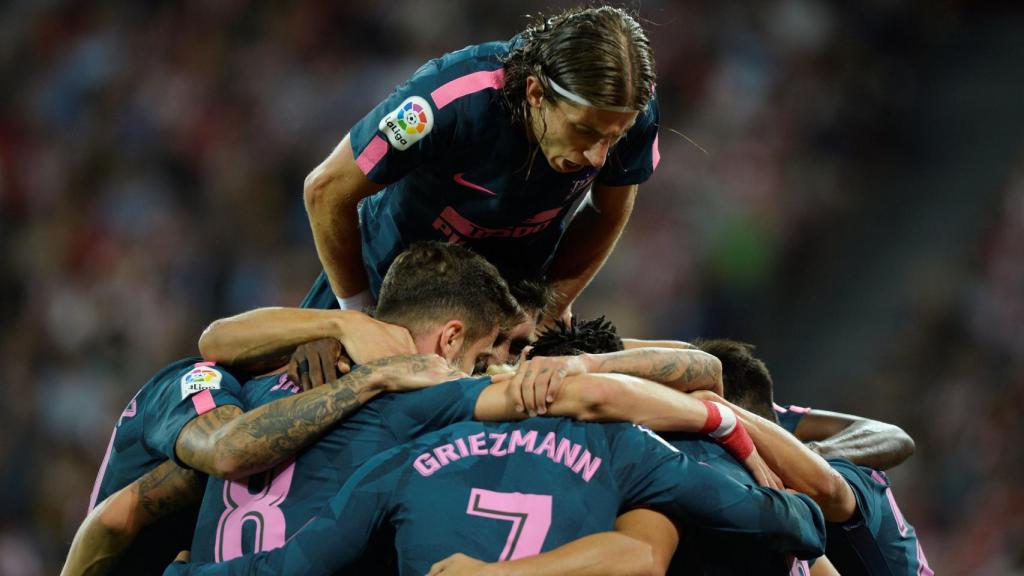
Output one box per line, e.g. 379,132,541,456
0,1,1020,573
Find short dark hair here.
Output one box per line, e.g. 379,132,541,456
375,242,523,342
502,7,657,128
508,277,556,322
529,316,624,358
693,339,778,423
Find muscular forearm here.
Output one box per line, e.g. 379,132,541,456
621,338,694,350
62,461,201,576
546,185,636,317
553,374,710,432
179,366,383,479
198,307,351,368
485,532,654,576
304,134,379,298
713,397,854,522
582,348,722,394
806,420,915,470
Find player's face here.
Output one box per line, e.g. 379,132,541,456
530,96,638,174
450,326,502,375
490,310,539,365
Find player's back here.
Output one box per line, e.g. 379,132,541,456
826,459,933,576
173,417,825,576
665,432,805,576
188,374,492,562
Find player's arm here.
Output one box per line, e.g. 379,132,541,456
621,338,694,350
511,348,722,416
614,509,678,576
62,460,201,576
696,392,857,522
304,133,384,300
175,355,458,479
793,408,915,470
427,532,656,576
476,373,778,488
545,183,637,323
623,437,826,559
809,555,841,576
199,307,414,372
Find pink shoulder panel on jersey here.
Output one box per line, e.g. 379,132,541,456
431,68,506,110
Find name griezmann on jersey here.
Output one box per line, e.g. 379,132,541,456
413,428,603,482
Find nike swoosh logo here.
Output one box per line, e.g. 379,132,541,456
453,172,497,196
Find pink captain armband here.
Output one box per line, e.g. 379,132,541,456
701,400,755,460
336,289,374,311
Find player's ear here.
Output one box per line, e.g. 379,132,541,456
526,75,545,109
438,320,466,360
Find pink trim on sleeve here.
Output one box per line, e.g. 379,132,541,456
431,69,506,110
652,133,661,171
194,361,216,367
355,135,389,176
191,389,217,416
87,429,118,512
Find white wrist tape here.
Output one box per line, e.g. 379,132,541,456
336,290,374,311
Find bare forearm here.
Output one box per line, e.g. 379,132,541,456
722,400,853,521
552,374,709,432
304,135,377,298
487,532,654,576
63,461,200,576
199,308,350,367
179,366,382,478
583,348,722,394
621,338,694,350
807,421,915,470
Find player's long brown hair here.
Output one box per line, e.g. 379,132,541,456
501,6,657,130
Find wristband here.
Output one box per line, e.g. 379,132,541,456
701,400,755,460
336,290,374,311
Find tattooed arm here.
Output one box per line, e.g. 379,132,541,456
176,354,460,479
508,348,722,416
62,461,202,576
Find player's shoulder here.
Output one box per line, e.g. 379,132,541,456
405,39,512,114
138,356,210,399
417,39,512,81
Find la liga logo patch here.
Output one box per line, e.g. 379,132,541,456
379,96,433,151
180,365,223,399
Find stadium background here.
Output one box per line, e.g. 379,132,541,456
1,1,1021,573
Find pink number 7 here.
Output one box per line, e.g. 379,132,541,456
465,488,552,561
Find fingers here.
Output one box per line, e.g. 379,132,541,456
286,359,301,391
428,553,457,575
298,358,312,391
321,347,339,385
307,350,326,389
510,361,528,414
521,362,540,416
547,367,567,405
174,550,191,562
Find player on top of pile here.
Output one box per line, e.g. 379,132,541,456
302,6,660,322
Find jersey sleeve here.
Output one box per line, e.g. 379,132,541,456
381,376,492,441
142,362,244,467
611,424,827,559
774,403,811,434
595,93,660,187
164,450,398,576
349,57,481,185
